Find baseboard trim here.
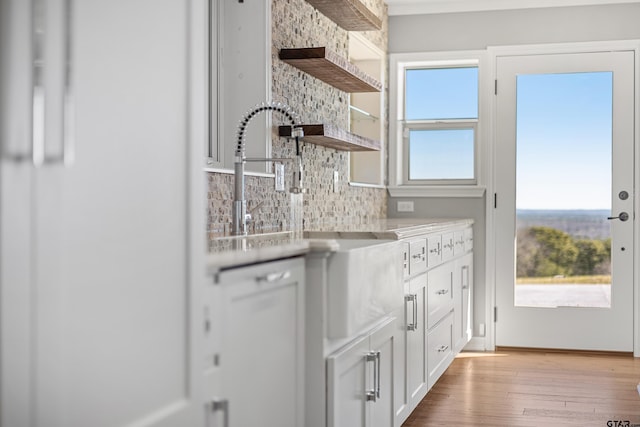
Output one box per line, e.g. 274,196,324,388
495,346,634,357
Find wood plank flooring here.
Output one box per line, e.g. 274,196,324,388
402,350,640,427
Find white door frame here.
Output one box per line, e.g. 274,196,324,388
485,40,640,355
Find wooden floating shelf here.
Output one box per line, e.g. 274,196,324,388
279,47,382,93
279,124,380,152
305,0,382,31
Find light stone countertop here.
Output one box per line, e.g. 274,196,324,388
304,217,474,240
207,218,474,273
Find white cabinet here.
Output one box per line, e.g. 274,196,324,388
406,275,428,408
327,318,396,427
426,263,454,330
207,257,305,427
394,224,473,427
426,312,454,389
454,252,473,353
0,1,206,426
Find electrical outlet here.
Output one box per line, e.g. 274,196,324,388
333,171,339,193
479,323,486,337
275,163,285,192
397,201,414,212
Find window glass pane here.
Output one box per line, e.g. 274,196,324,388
409,129,474,180
405,67,478,120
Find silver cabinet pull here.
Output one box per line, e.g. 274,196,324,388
375,350,381,399
256,270,291,283
436,289,449,295
405,294,417,331
365,351,380,402
210,399,229,427
437,345,449,353
461,265,469,290
31,0,74,167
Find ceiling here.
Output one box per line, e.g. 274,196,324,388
385,0,640,15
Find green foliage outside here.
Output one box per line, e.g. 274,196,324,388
517,226,611,279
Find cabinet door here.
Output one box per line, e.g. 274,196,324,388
426,263,454,329
328,318,396,427
454,253,473,353
406,275,428,409
369,319,396,427
327,335,370,427
218,258,305,427
1,1,206,426
392,292,408,427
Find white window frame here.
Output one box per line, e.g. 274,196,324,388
388,51,488,197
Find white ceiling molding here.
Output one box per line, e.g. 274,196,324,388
386,0,640,16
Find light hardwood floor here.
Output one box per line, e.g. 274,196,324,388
402,350,640,426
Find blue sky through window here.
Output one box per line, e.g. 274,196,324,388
516,72,613,210
406,67,478,120
409,129,474,180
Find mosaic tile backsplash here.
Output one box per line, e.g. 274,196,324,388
207,0,388,242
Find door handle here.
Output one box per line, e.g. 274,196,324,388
607,212,629,222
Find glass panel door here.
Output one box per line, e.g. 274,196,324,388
494,50,635,351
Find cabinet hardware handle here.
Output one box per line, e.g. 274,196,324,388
256,270,291,283
413,294,418,330
375,350,381,399
210,399,229,427
411,253,423,260
437,345,449,353
462,265,469,290
31,0,74,167
405,294,417,331
365,351,377,402
436,289,449,295
365,351,381,402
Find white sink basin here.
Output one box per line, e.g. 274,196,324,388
325,239,403,338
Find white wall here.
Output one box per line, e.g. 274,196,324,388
389,3,640,53
387,3,640,348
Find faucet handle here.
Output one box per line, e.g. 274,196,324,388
291,125,304,138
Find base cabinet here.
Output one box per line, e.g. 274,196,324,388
327,318,396,427
394,224,473,427
207,257,305,427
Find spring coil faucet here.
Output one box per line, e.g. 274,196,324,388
233,101,304,236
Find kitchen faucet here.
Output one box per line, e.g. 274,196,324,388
232,102,305,236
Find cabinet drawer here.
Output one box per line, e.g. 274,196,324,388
426,235,441,267
441,233,454,261
453,230,465,256
464,227,474,252
427,312,453,390
408,238,427,277
426,264,454,329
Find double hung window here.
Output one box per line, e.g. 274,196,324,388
390,54,484,195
